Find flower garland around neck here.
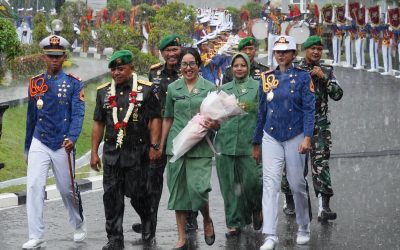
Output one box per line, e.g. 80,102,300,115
109,73,138,148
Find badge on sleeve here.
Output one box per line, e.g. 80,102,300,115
309,80,315,93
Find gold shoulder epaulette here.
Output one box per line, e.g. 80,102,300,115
96,82,111,90
31,73,44,79
68,73,82,81
150,63,162,70
138,79,152,87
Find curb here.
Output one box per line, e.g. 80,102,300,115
0,175,103,209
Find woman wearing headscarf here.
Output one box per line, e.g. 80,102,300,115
215,53,263,237
253,35,315,250
159,47,218,249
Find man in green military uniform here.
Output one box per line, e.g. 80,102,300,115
281,36,343,222
90,50,162,249
222,36,269,84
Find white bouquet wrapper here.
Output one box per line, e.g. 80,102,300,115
170,90,246,163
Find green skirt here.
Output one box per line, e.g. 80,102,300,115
166,156,212,211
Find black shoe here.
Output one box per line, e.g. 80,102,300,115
102,240,124,250
142,219,154,242
252,211,263,230
225,229,241,238
132,223,142,234
185,211,198,231
318,208,337,221
204,220,215,246
283,194,296,216
318,195,337,222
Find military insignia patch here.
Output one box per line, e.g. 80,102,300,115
49,36,60,46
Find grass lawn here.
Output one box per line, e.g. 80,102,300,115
0,78,110,190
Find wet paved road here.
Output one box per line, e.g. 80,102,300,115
1,67,400,249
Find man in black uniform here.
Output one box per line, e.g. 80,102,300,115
222,36,269,84
90,50,162,250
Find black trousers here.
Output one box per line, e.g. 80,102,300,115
146,156,166,235
103,161,150,241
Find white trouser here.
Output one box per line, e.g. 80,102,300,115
261,132,311,235
398,43,400,70
332,35,341,64
355,38,365,67
382,44,393,73
268,33,278,67
344,35,354,66
27,138,83,239
369,38,379,70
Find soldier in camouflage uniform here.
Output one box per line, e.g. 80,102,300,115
222,37,269,84
281,36,343,222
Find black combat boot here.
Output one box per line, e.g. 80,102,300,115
318,195,337,221
283,194,296,216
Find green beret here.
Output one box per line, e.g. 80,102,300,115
159,34,182,51
238,37,257,51
303,36,323,49
108,50,133,68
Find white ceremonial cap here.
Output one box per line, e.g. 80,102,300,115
39,35,70,55
273,35,297,51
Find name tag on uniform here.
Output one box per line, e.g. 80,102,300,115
175,96,186,100
136,92,144,101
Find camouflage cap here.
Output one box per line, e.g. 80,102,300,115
108,50,133,68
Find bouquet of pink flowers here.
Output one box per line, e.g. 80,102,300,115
170,90,246,163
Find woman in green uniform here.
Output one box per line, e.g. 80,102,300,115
160,48,219,249
215,53,263,237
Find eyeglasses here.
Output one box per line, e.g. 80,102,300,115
181,61,198,68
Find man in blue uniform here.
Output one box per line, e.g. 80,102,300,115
23,35,86,249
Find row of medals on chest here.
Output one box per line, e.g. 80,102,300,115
107,85,144,121
34,79,70,109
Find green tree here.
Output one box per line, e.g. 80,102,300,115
0,18,20,80
96,23,143,51
107,0,131,12
148,2,196,50
32,12,48,43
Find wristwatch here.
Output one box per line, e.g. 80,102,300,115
150,143,160,150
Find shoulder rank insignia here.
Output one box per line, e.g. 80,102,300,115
96,82,111,90
150,63,162,70
68,73,82,81
138,79,153,87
